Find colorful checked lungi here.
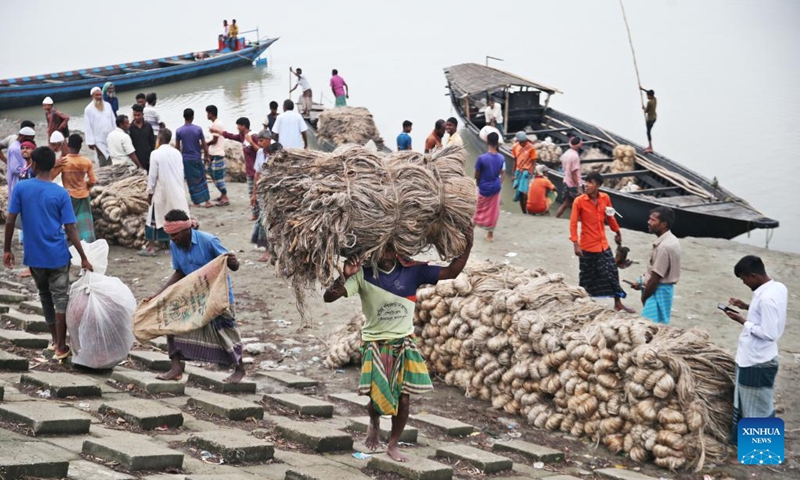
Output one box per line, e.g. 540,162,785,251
167,315,243,366
729,357,779,445
208,155,227,195
642,283,675,324
358,336,433,416
71,197,96,242
473,192,501,231
579,248,627,298
184,160,210,205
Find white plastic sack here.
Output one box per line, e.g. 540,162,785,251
69,239,109,275
66,271,136,369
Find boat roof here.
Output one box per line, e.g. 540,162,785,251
444,63,562,96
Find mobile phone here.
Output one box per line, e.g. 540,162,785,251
717,303,739,314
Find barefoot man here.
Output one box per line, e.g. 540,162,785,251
145,209,246,383
323,230,473,461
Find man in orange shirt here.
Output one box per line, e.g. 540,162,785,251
50,134,97,242
511,132,537,213
569,172,633,313
526,165,556,215
424,119,445,153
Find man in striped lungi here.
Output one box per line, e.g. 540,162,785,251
324,231,473,462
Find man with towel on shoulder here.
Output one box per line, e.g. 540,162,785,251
511,131,536,214
724,255,786,446
144,209,245,383
323,229,473,463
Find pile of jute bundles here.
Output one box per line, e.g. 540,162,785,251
90,169,148,249
326,261,735,471
316,107,384,146
224,140,246,182
609,145,637,189
529,134,563,163
257,144,475,320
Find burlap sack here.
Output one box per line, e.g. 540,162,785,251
133,254,232,342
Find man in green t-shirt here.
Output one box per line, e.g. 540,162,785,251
324,231,473,462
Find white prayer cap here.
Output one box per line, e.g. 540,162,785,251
262,116,270,126
42,96,54,105
19,126,36,136
90,86,102,95
49,131,65,144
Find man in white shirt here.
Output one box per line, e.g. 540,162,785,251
271,100,308,150
106,115,142,168
84,86,116,167
205,105,229,206
484,98,504,136
290,68,313,116
725,255,787,445
144,93,165,136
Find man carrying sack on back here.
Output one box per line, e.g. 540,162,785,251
143,209,245,383
323,228,473,462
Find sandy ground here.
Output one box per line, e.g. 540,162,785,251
1,118,798,476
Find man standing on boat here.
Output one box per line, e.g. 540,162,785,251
484,98,504,136
290,68,313,116
330,69,349,107
424,120,445,154
229,19,239,51
42,97,69,139
640,86,657,153
555,136,584,218
84,87,116,167
444,117,463,147
511,132,537,214
629,206,681,323
570,171,634,313
205,105,230,207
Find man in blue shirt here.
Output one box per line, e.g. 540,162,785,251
3,147,93,360
396,120,412,151
145,209,245,383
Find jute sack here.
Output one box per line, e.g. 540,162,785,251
133,254,232,342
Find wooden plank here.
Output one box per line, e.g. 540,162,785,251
43,79,64,84
596,170,650,179
580,157,613,164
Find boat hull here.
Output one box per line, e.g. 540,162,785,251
0,39,277,110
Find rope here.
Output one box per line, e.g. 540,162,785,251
619,0,647,121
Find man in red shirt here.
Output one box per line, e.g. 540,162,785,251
569,172,633,313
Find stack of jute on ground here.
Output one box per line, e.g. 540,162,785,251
324,314,365,367
316,107,384,146
258,144,475,321
325,261,734,471
90,171,149,249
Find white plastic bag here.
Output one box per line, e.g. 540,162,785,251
69,239,109,275
66,271,136,369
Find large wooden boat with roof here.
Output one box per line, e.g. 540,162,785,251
444,62,779,239
0,38,278,111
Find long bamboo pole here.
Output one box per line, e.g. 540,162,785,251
618,0,647,122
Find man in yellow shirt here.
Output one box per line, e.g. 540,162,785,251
50,134,97,241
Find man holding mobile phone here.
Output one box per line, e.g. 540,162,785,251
725,255,787,446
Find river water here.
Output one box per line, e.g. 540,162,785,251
1,0,797,253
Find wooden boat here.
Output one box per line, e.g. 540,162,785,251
444,63,779,239
303,102,391,153
0,38,279,111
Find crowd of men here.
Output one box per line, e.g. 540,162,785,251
0,76,786,464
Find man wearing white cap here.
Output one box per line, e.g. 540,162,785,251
42,97,69,140
83,87,115,167
48,131,68,158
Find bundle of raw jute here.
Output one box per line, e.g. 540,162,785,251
325,261,734,471
580,147,610,175
316,106,384,146
0,190,7,223
258,144,475,322
224,139,246,182
324,314,365,368
94,164,139,185
610,145,637,190
532,136,563,164
90,173,149,249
